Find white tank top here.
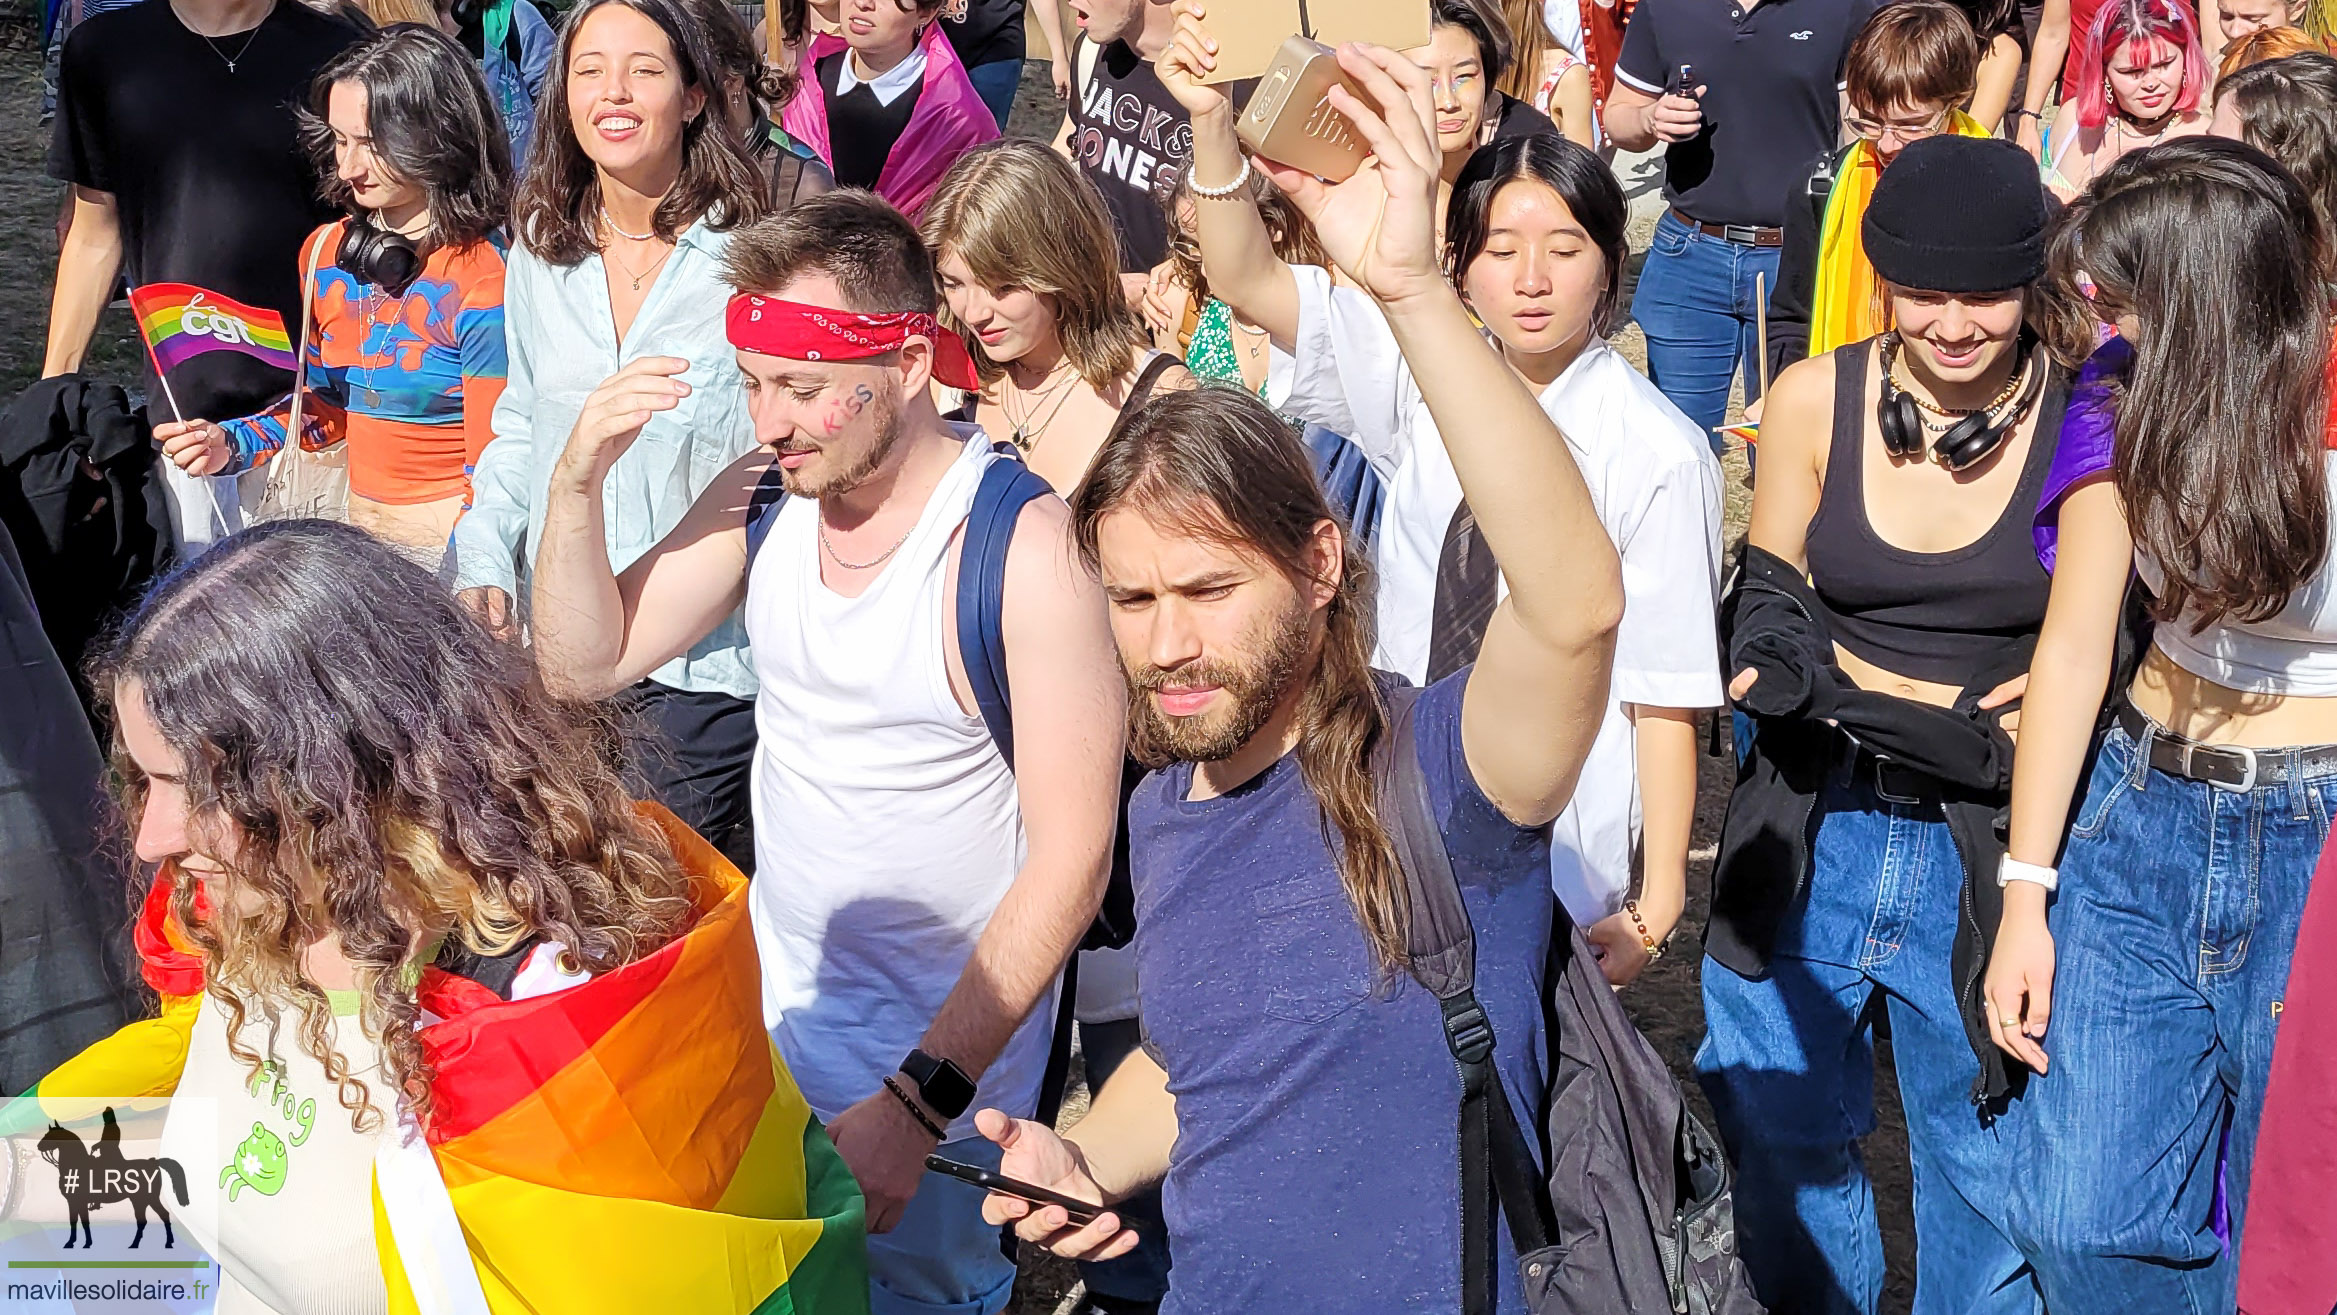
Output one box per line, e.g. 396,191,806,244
160,994,390,1315
745,429,1049,1138
2141,452,2337,696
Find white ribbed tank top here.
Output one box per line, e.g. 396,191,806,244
744,429,1049,1138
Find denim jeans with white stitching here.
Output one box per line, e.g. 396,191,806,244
2005,718,2332,1315
1697,765,2041,1315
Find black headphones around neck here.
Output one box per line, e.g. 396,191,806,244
338,214,423,297
1877,335,2048,473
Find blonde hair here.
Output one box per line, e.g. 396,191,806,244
919,139,1150,393
358,0,442,26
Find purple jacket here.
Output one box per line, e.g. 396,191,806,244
2033,337,2129,573
782,25,1000,220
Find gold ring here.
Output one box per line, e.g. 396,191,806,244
1998,1017,2020,1029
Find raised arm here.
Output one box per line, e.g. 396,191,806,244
528,357,760,699
1157,3,1301,349
1265,45,1622,824
1984,476,2134,1074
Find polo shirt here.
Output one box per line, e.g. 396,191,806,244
1266,265,1727,926
1616,0,1877,226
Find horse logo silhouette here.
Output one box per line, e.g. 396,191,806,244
35,1107,190,1250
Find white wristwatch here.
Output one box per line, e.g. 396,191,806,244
1997,855,2060,892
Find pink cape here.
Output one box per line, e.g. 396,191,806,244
781,25,1001,220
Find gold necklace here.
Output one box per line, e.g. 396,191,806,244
1000,358,1080,452
1885,333,2026,418
603,235,674,293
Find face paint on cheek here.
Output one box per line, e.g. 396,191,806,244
818,384,879,436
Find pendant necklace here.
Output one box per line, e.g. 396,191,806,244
1001,359,1079,452
601,209,673,292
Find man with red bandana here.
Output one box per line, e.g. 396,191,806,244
525,190,1127,1315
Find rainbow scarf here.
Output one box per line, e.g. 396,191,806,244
22,805,867,1315
1807,112,1996,359
127,283,299,374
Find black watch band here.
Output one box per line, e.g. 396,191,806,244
901,1049,976,1120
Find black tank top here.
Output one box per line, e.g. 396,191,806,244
1803,342,2067,688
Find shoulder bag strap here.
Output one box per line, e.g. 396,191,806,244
743,461,789,561
956,442,1054,771
1123,350,1178,415
1376,686,1558,1313
267,228,326,496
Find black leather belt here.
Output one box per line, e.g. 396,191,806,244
2115,702,2337,791
1672,209,1784,247
1837,739,1943,807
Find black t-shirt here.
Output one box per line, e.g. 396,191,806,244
1068,36,1192,273
818,51,925,190
50,0,359,423
940,0,1025,70
1616,0,1876,227
1490,92,1560,144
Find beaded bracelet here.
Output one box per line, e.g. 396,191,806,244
883,1074,947,1140
1188,155,1256,199
1626,899,1666,960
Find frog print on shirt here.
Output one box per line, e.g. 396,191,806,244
218,1056,318,1201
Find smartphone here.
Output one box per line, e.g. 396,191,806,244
925,1154,1110,1227
1670,63,1698,97
1235,37,1369,183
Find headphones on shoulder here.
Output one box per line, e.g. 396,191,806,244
1877,333,2048,473
338,214,423,297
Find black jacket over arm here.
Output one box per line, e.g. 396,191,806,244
1706,543,2029,1106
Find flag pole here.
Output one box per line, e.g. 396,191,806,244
131,283,232,539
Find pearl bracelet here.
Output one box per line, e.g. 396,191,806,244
1187,155,1255,199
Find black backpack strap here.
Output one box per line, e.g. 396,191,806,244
955,442,1054,770
744,461,789,561
1124,350,1179,415
1375,685,1557,1314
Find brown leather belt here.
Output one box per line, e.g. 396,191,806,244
1672,209,1784,247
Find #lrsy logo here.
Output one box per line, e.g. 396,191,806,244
35,1107,190,1249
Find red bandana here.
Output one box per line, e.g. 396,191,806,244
726,294,983,391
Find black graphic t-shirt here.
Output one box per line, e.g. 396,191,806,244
1068,36,1194,273
50,0,360,422
940,0,1026,70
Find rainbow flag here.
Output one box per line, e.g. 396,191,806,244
128,283,298,374
20,804,869,1314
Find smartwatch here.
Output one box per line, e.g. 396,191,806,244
901,1049,976,1120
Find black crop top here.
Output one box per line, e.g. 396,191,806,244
1803,342,2067,688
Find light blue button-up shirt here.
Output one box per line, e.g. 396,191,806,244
451,218,758,699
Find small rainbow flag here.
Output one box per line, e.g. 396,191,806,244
128,282,298,374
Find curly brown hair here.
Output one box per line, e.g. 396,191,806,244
94,521,693,1133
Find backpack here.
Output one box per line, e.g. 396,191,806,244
745,438,1050,767
1372,684,1765,1315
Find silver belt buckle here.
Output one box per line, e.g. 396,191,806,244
2183,741,2259,792
1723,224,1760,244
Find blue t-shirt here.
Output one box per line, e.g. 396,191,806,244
1129,673,1554,1312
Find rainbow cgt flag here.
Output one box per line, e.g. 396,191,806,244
18,804,869,1314
128,283,299,374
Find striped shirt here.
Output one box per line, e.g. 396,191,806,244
222,221,509,506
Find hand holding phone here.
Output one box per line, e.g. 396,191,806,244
1652,64,1707,144
926,1154,1111,1227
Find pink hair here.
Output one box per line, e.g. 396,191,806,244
2071,0,2209,130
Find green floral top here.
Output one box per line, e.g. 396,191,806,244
1185,299,1264,394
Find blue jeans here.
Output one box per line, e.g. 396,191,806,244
2004,719,2333,1314
870,1134,1017,1315
966,58,1022,133
1697,764,2041,1315
1631,209,1781,451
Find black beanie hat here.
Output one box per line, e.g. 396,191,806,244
1861,135,2050,292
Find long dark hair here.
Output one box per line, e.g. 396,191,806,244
1068,388,1410,975
2046,136,2331,627
681,0,800,121
509,0,768,265
2219,53,2337,239
300,24,513,250
1445,133,1630,335
93,521,692,1132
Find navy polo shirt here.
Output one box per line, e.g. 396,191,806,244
1617,0,1877,227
